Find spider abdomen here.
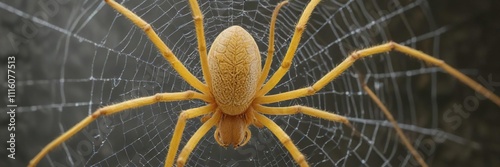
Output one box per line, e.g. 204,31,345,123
208,26,261,115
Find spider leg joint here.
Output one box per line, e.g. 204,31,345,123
281,61,292,69
161,49,174,59
185,90,196,99
280,135,293,145
295,24,305,33
306,86,316,95
297,155,307,166
92,109,107,118
141,23,152,32
267,48,275,54
179,111,191,121
198,41,207,53
176,158,187,167
350,51,361,60
387,41,396,50
192,15,203,21
292,105,302,114
154,93,163,102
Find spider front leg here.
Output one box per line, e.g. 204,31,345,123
105,0,209,94
29,91,209,167
257,0,321,96
258,0,289,89
255,42,500,107
186,0,211,89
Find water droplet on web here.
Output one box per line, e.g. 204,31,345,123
113,78,120,86
375,82,383,89
76,36,83,42
406,71,413,76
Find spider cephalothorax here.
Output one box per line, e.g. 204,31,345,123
214,111,253,148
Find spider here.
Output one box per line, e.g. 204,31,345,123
29,0,500,166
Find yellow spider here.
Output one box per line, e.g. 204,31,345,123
29,0,500,167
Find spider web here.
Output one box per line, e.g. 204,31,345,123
1,0,498,166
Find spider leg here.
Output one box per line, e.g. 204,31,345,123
255,42,500,106
105,0,210,94
257,1,289,89
165,104,216,167
186,0,211,89
361,82,428,167
254,113,308,167
176,111,221,167
257,0,321,97
29,91,207,167
253,104,355,131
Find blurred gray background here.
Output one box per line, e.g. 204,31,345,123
1,0,500,166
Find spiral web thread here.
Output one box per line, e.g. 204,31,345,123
0,0,477,166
